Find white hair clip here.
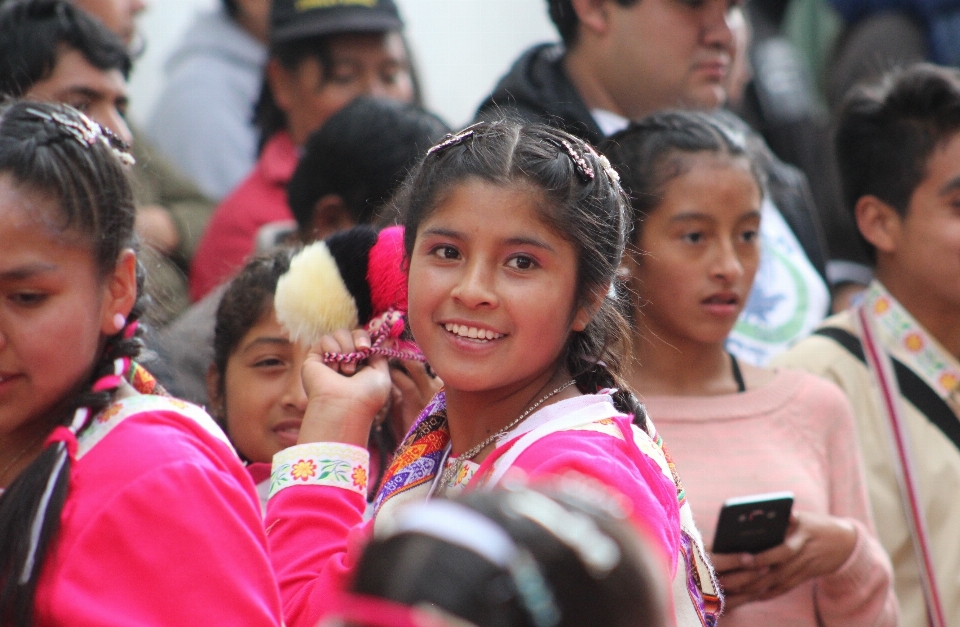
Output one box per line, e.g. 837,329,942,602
25,106,135,166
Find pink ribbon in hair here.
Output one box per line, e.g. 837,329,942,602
122,320,139,340
322,309,425,365
45,426,78,459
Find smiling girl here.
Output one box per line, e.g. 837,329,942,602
265,120,719,627
605,111,897,626
0,102,281,626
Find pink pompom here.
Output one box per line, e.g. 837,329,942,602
366,226,408,316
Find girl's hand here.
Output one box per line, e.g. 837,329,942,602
711,512,858,610
389,360,443,436
298,329,392,447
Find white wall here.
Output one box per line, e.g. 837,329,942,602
129,0,557,128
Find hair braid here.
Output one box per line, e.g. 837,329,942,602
0,101,141,627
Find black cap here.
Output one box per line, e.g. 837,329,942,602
270,0,404,44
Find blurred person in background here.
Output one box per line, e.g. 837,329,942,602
147,0,269,200
0,0,214,327
188,0,417,302
152,97,446,408
476,0,830,366
325,479,675,627
775,63,960,627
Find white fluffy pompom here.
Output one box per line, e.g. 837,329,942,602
274,242,359,346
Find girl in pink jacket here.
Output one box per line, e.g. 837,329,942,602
264,120,720,627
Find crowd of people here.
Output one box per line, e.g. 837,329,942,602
0,0,958,626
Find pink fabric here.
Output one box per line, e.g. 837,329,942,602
366,225,408,315
644,368,898,627
190,132,299,301
34,407,282,626
265,406,681,627
477,413,681,576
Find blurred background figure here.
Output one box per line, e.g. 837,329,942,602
325,479,675,627
188,0,418,302
151,96,447,407
147,0,269,201
0,0,214,327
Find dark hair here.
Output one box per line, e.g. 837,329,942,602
254,32,422,152
396,119,645,423
287,96,449,234
211,247,297,421
547,0,638,47
604,110,765,243
222,0,239,19
352,481,670,627
0,101,144,627
0,0,131,98
835,63,960,262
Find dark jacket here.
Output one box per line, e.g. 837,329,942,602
476,43,829,281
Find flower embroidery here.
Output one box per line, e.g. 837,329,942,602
455,463,475,486
97,404,121,424
874,297,890,315
941,372,959,392
291,459,317,481
351,465,367,489
904,332,924,352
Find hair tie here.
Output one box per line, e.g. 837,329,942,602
122,320,139,340
92,375,123,393
44,426,78,460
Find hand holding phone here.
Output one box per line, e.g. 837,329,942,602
713,491,794,554
711,507,859,610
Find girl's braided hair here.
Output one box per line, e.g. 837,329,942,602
395,119,646,425
0,100,144,627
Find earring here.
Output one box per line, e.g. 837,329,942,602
113,313,126,332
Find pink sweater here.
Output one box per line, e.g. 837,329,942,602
33,396,282,626
265,406,681,627
644,368,898,627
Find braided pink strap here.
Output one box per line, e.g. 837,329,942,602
322,308,425,364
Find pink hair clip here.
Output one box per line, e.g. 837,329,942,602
426,122,484,156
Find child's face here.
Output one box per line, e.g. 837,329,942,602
628,153,761,346
883,131,960,313
406,179,591,395
0,176,118,446
216,309,309,463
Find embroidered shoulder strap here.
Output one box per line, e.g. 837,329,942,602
76,394,233,460
814,326,960,453
819,316,947,627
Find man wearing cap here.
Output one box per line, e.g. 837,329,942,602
189,0,415,301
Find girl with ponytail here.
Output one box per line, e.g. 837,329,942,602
265,120,719,627
0,101,282,626
605,111,896,626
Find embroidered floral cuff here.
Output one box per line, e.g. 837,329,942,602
270,443,370,499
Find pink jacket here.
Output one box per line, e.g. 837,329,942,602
265,406,681,627
34,395,282,626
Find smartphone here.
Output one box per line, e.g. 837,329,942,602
712,491,794,554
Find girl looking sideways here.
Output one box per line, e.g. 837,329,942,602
605,111,897,626
0,102,281,626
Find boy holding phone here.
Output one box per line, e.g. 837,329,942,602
775,64,960,626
